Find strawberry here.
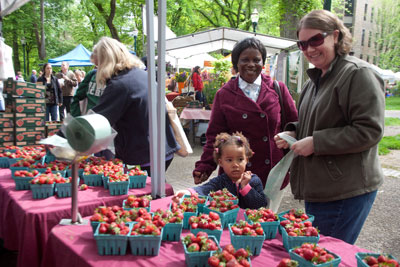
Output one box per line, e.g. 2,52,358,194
80,184,88,190
277,258,299,267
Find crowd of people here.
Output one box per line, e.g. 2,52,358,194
15,9,385,246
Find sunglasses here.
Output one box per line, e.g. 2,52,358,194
297,32,331,51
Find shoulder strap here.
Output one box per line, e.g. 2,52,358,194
273,80,286,131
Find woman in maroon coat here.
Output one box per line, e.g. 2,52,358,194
193,37,298,187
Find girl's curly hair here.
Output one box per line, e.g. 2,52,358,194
213,132,253,163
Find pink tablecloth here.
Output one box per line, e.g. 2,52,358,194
42,196,369,267
0,169,174,267
179,108,211,120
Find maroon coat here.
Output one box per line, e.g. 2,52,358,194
194,74,298,187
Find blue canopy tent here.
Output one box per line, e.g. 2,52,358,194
48,44,93,67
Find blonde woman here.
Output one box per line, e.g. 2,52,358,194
91,37,179,174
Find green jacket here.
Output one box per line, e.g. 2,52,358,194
287,55,385,202
70,70,104,117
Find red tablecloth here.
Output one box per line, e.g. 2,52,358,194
0,168,174,267
42,196,369,267
179,108,211,120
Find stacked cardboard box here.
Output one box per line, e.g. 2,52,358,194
45,122,62,137
2,78,46,146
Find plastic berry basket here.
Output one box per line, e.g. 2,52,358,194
91,221,100,233
169,202,197,229
183,236,220,267
355,252,399,267
55,178,80,198
8,158,23,167
0,157,10,168
244,213,279,240
182,194,208,213
208,194,239,205
162,222,183,241
228,223,265,256
278,210,315,234
10,166,29,179
66,168,84,178
34,168,67,177
281,226,320,251
203,206,239,229
289,247,341,267
190,227,223,243
122,199,151,212
42,154,56,164
128,228,163,256
14,176,34,190
128,171,148,189
102,176,109,189
94,223,132,256
108,181,129,196
30,183,55,199
82,173,103,186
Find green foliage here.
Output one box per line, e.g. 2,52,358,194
211,59,232,85
379,134,400,155
385,117,400,126
385,96,400,110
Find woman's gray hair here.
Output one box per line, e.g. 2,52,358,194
297,10,353,56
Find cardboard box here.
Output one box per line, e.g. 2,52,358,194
0,113,14,128
15,140,41,146
6,98,46,113
0,142,15,147
5,78,45,98
0,128,15,143
14,113,46,127
45,122,62,137
15,127,45,142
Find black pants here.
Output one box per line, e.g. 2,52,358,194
59,96,72,121
141,157,173,177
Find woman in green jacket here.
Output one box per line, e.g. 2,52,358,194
275,10,385,244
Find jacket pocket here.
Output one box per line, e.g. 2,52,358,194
323,156,343,181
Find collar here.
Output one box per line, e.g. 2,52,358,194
238,75,262,90
307,55,340,83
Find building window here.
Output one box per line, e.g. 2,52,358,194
361,29,365,46
371,7,374,23
367,55,370,63
364,4,368,21
368,31,372,47
360,54,363,60
345,0,354,16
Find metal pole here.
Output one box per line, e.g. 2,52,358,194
22,44,26,78
71,161,79,223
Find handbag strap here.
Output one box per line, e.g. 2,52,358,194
273,80,286,131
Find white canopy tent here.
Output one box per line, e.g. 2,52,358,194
165,53,217,69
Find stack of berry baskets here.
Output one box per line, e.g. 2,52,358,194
152,209,184,241
129,221,163,256
208,188,238,204
182,231,220,267
101,160,125,189
122,195,152,212
181,193,208,213
289,243,341,267
107,173,130,195
188,211,223,242
13,169,39,190
355,252,399,267
244,207,280,239
228,220,265,256
82,165,104,186
203,199,240,229
280,220,320,251
29,172,60,199
208,244,251,267
55,176,80,198
94,221,133,255
170,199,198,229
127,166,148,189
90,205,152,234
278,208,314,234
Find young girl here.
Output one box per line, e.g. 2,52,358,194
174,132,268,209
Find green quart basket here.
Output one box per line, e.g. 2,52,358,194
94,223,132,256
30,183,55,199
244,213,279,240
128,228,163,256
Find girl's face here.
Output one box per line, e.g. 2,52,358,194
45,65,52,76
218,144,248,182
298,28,339,75
237,47,263,83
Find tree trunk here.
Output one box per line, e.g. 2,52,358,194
93,0,120,41
12,31,21,74
279,0,301,39
39,0,46,60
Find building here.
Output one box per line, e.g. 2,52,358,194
343,0,380,65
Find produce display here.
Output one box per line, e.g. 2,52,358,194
152,209,184,227
280,221,319,237
280,209,311,222
123,195,152,209
97,221,130,235
245,207,278,223
230,220,264,236
207,244,251,267
189,212,222,230
30,172,65,184
207,199,239,213
209,188,238,202
357,253,399,267
277,258,299,267
182,232,218,252
290,243,338,265
130,221,162,236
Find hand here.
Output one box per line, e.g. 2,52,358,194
171,190,191,203
238,171,252,188
193,171,209,185
274,131,296,149
58,103,62,107
291,136,314,157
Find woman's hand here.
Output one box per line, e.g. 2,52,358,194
274,131,296,149
193,171,209,185
291,136,314,157
239,171,252,188
171,190,191,203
